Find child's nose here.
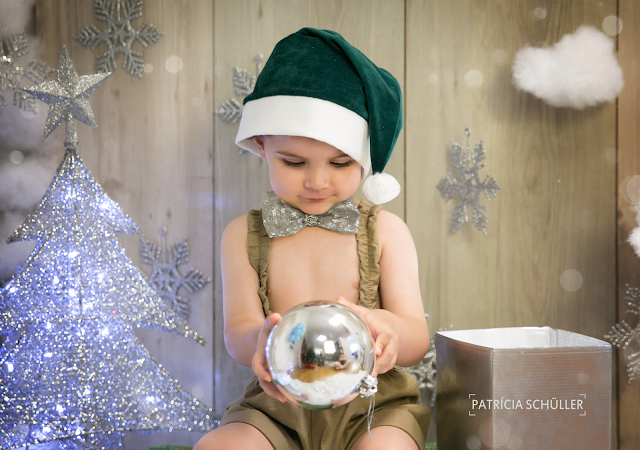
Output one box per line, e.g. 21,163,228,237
305,167,329,190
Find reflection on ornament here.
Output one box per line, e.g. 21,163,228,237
266,301,376,409
437,128,500,235
215,54,263,130
75,0,163,78
140,226,211,321
605,284,640,383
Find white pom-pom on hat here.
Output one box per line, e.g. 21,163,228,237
363,173,401,205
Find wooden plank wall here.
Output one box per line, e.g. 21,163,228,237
406,0,618,446
35,1,215,448
617,1,640,449
27,0,637,448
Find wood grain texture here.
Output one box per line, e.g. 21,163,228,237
617,1,640,448
213,0,406,415
406,0,617,445
35,1,214,447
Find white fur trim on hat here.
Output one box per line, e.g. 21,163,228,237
236,95,371,174
362,172,401,205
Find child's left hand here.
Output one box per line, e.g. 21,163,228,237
335,296,398,376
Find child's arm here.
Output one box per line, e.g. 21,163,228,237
221,215,288,403
337,209,429,375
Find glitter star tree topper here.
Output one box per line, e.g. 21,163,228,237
0,47,216,450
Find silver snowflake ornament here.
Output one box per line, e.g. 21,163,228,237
140,227,211,321
0,22,54,113
437,128,500,235
605,284,640,383
75,0,163,78
215,54,263,126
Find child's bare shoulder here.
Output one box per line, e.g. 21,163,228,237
376,209,413,244
222,214,249,247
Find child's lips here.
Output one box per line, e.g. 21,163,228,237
306,197,327,202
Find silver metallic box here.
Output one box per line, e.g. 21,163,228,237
436,327,611,449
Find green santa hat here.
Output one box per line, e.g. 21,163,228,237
236,27,402,205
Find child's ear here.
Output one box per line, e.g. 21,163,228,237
253,136,266,160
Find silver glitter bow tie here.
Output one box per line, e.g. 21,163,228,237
262,192,361,238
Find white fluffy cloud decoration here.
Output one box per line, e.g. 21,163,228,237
512,25,623,109
629,204,640,259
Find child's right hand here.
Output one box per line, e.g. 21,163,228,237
251,313,294,404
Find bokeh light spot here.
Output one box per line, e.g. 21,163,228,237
534,7,547,20
165,55,184,73
479,418,511,448
492,49,508,64
602,16,623,36
577,372,589,385
464,69,484,88
466,435,482,450
621,175,640,204
192,384,205,398
508,436,523,449
9,150,24,165
428,73,439,84
144,63,154,73
560,269,583,292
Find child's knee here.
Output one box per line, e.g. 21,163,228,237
193,423,273,450
350,426,419,450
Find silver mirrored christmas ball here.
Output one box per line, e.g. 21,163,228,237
265,300,376,409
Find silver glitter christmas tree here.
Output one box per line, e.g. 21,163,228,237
0,48,216,450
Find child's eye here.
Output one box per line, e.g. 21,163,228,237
282,159,304,167
331,161,353,168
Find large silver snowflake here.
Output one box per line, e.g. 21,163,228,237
402,315,452,408
0,23,53,113
75,0,163,78
140,227,211,321
605,285,640,384
437,128,500,235
215,54,263,124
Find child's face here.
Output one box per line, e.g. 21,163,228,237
254,135,363,215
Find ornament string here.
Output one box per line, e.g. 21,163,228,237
366,393,375,439
358,374,378,439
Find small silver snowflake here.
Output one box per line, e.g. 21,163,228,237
437,128,500,235
215,54,263,125
402,315,452,408
0,23,54,113
140,227,211,321
75,0,163,78
605,284,640,383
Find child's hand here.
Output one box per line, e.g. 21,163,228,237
335,296,399,376
251,313,297,404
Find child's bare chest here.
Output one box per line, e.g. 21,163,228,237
266,227,360,314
